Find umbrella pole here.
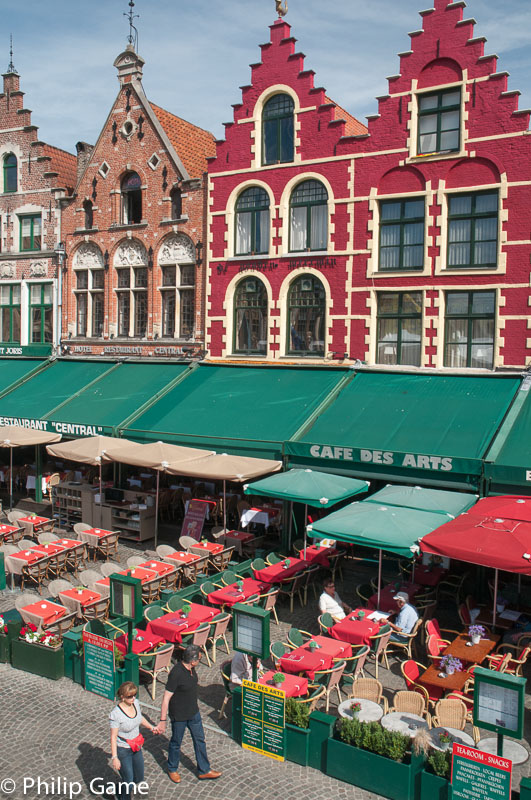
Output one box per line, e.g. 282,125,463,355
154,470,160,549
303,504,308,559
223,479,227,534
9,448,13,512
492,568,499,628
378,549,382,608
99,463,103,526
288,501,293,550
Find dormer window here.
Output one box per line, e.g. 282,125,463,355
262,94,294,165
418,89,460,155
3,153,17,193
121,171,142,224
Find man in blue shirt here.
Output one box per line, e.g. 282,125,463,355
388,591,419,643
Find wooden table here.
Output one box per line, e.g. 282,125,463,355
443,631,500,663
418,664,471,693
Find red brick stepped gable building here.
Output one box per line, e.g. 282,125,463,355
206,17,367,362
0,66,76,355
207,2,531,369
62,44,215,359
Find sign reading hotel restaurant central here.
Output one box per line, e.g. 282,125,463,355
308,444,453,471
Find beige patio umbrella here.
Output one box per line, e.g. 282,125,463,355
0,425,62,511
107,440,214,546
46,435,144,523
165,452,283,534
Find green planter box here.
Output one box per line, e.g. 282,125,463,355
232,686,242,744
63,626,85,685
326,737,424,800
114,666,127,696
11,639,64,680
420,769,450,800
0,634,9,663
308,710,335,772
521,776,531,800
285,723,310,766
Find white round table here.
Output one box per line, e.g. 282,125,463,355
477,737,529,765
381,711,429,737
429,727,475,751
338,698,383,723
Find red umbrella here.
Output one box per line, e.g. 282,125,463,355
466,496,531,524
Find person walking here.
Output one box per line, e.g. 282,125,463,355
154,644,221,783
109,681,158,800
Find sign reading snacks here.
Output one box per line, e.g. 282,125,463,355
242,679,285,761
83,631,115,700
451,743,512,800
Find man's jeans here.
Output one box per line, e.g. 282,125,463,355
168,711,211,774
390,631,408,643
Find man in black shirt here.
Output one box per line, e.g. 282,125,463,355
155,644,221,783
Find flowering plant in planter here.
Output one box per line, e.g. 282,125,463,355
36,632,61,648
20,623,40,643
438,730,452,745
439,655,463,675
0,616,8,634
468,624,486,643
351,702,362,715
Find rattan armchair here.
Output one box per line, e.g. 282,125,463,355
390,689,431,725
350,677,388,713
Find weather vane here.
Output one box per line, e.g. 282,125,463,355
124,0,139,50
7,35,17,74
275,0,288,17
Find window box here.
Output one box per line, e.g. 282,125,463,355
325,736,424,800
11,638,64,680
420,769,450,800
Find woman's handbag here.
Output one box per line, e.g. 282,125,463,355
127,734,144,753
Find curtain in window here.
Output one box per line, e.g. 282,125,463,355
290,206,307,251
471,318,494,368
448,219,471,265
256,209,269,253
377,317,398,364
236,211,252,255
280,117,294,162
310,205,327,250
445,319,468,367
403,223,424,267
401,318,421,366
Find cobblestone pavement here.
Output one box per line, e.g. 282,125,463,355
1,513,531,798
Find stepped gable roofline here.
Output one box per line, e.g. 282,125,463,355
150,103,216,180
323,95,368,137
42,143,77,194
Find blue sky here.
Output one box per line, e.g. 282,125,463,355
5,0,531,153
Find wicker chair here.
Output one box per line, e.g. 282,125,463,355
219,660,233,719
165,595,186,612
179,535,197,551
291,684,326,712
209,546,234,573
20,558,49,593
270,640,289,668
350,677,388,713
38,531,59,544
207,612,231,663
485,642,531,677
47,578,74,598
277,573,305,613
401,659,443,707
390,689,431,725
94,533,119,562
432,697,479,744
144,605,165,622
18,539,36,551
156,544,176,558
356,584,372,605
138,644,174,699
81,598,110,622
287,627,313,649
386,617,422,661
259,588,279,625
251,558,266,571
127,556,145,568
100,561,121,578
313,660,346,712
369,624,392,679
79,568,104,588
317,613,336,634
176,622,211,667
42,611,78,637
340,645,370,697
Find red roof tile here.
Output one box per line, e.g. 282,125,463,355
42,144,77,194
324,96,368,136
150,103,216,178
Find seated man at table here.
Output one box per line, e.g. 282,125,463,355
230,651,263,686
318,577,351,621
387,592,419,643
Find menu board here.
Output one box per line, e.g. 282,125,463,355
477,682,519,732
83,631,115,700
181,499,208,541
242,679,285,761
235,613,263,656
451,743,511,800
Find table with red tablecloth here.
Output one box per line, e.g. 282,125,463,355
162,551,201,566
145,602,218,643
368,582,420,612
19,599,67,628
58,587,102,614
5,549,48,575
280,634,353,678
224,530,255,556
31,542,66,557
253,558,306,584
207,578,266,607
331,608,386,646
0,523,21,541
94,567,158,598
191,541,224,556
114,631,166,655
18,515,52,534
138,559,177,578
412,565,446,587
259,671,308,698
300,545,336,567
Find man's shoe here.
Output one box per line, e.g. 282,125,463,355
198,770,222,780
168,771,181,783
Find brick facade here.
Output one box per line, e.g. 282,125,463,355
207,1,531,370
0,68,76,355
61,46,215,360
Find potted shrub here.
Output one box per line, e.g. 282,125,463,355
181,603,191,619
326,717,424,800
11,624,64,679
285,698,310,766
272,672,286,687
420,748,451,800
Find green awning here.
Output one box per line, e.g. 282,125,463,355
44,362,189,435
244,468,369,507
121,364,348,459
364,485,477,517
286,371,521,489
484,377,531,491
307,501,453,558
0,358,49,405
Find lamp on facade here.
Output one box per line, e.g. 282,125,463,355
195,240,203,269
54,241,66,271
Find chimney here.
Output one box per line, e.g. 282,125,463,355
113,44,145,87
2,70,20,95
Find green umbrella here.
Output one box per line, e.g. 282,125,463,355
308,501,452,606
244,468,369,556
364,484,477,517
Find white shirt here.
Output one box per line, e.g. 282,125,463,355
230,652,254,685
395,603,419,635
318,590,346,620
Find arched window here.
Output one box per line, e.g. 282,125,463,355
3,153,17,193
235,187,270,256
234,278,268,355
121,171,142,224
287,275,325,356
289,180,328,252
83,199,93,230
170,188,182,220
262,94,294,165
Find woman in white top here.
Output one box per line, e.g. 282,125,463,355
109,681,157,800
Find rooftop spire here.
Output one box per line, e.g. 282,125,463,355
124,0,139,51
6,35,17,74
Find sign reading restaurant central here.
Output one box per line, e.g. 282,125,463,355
0,416,104,437
309,445,453,472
